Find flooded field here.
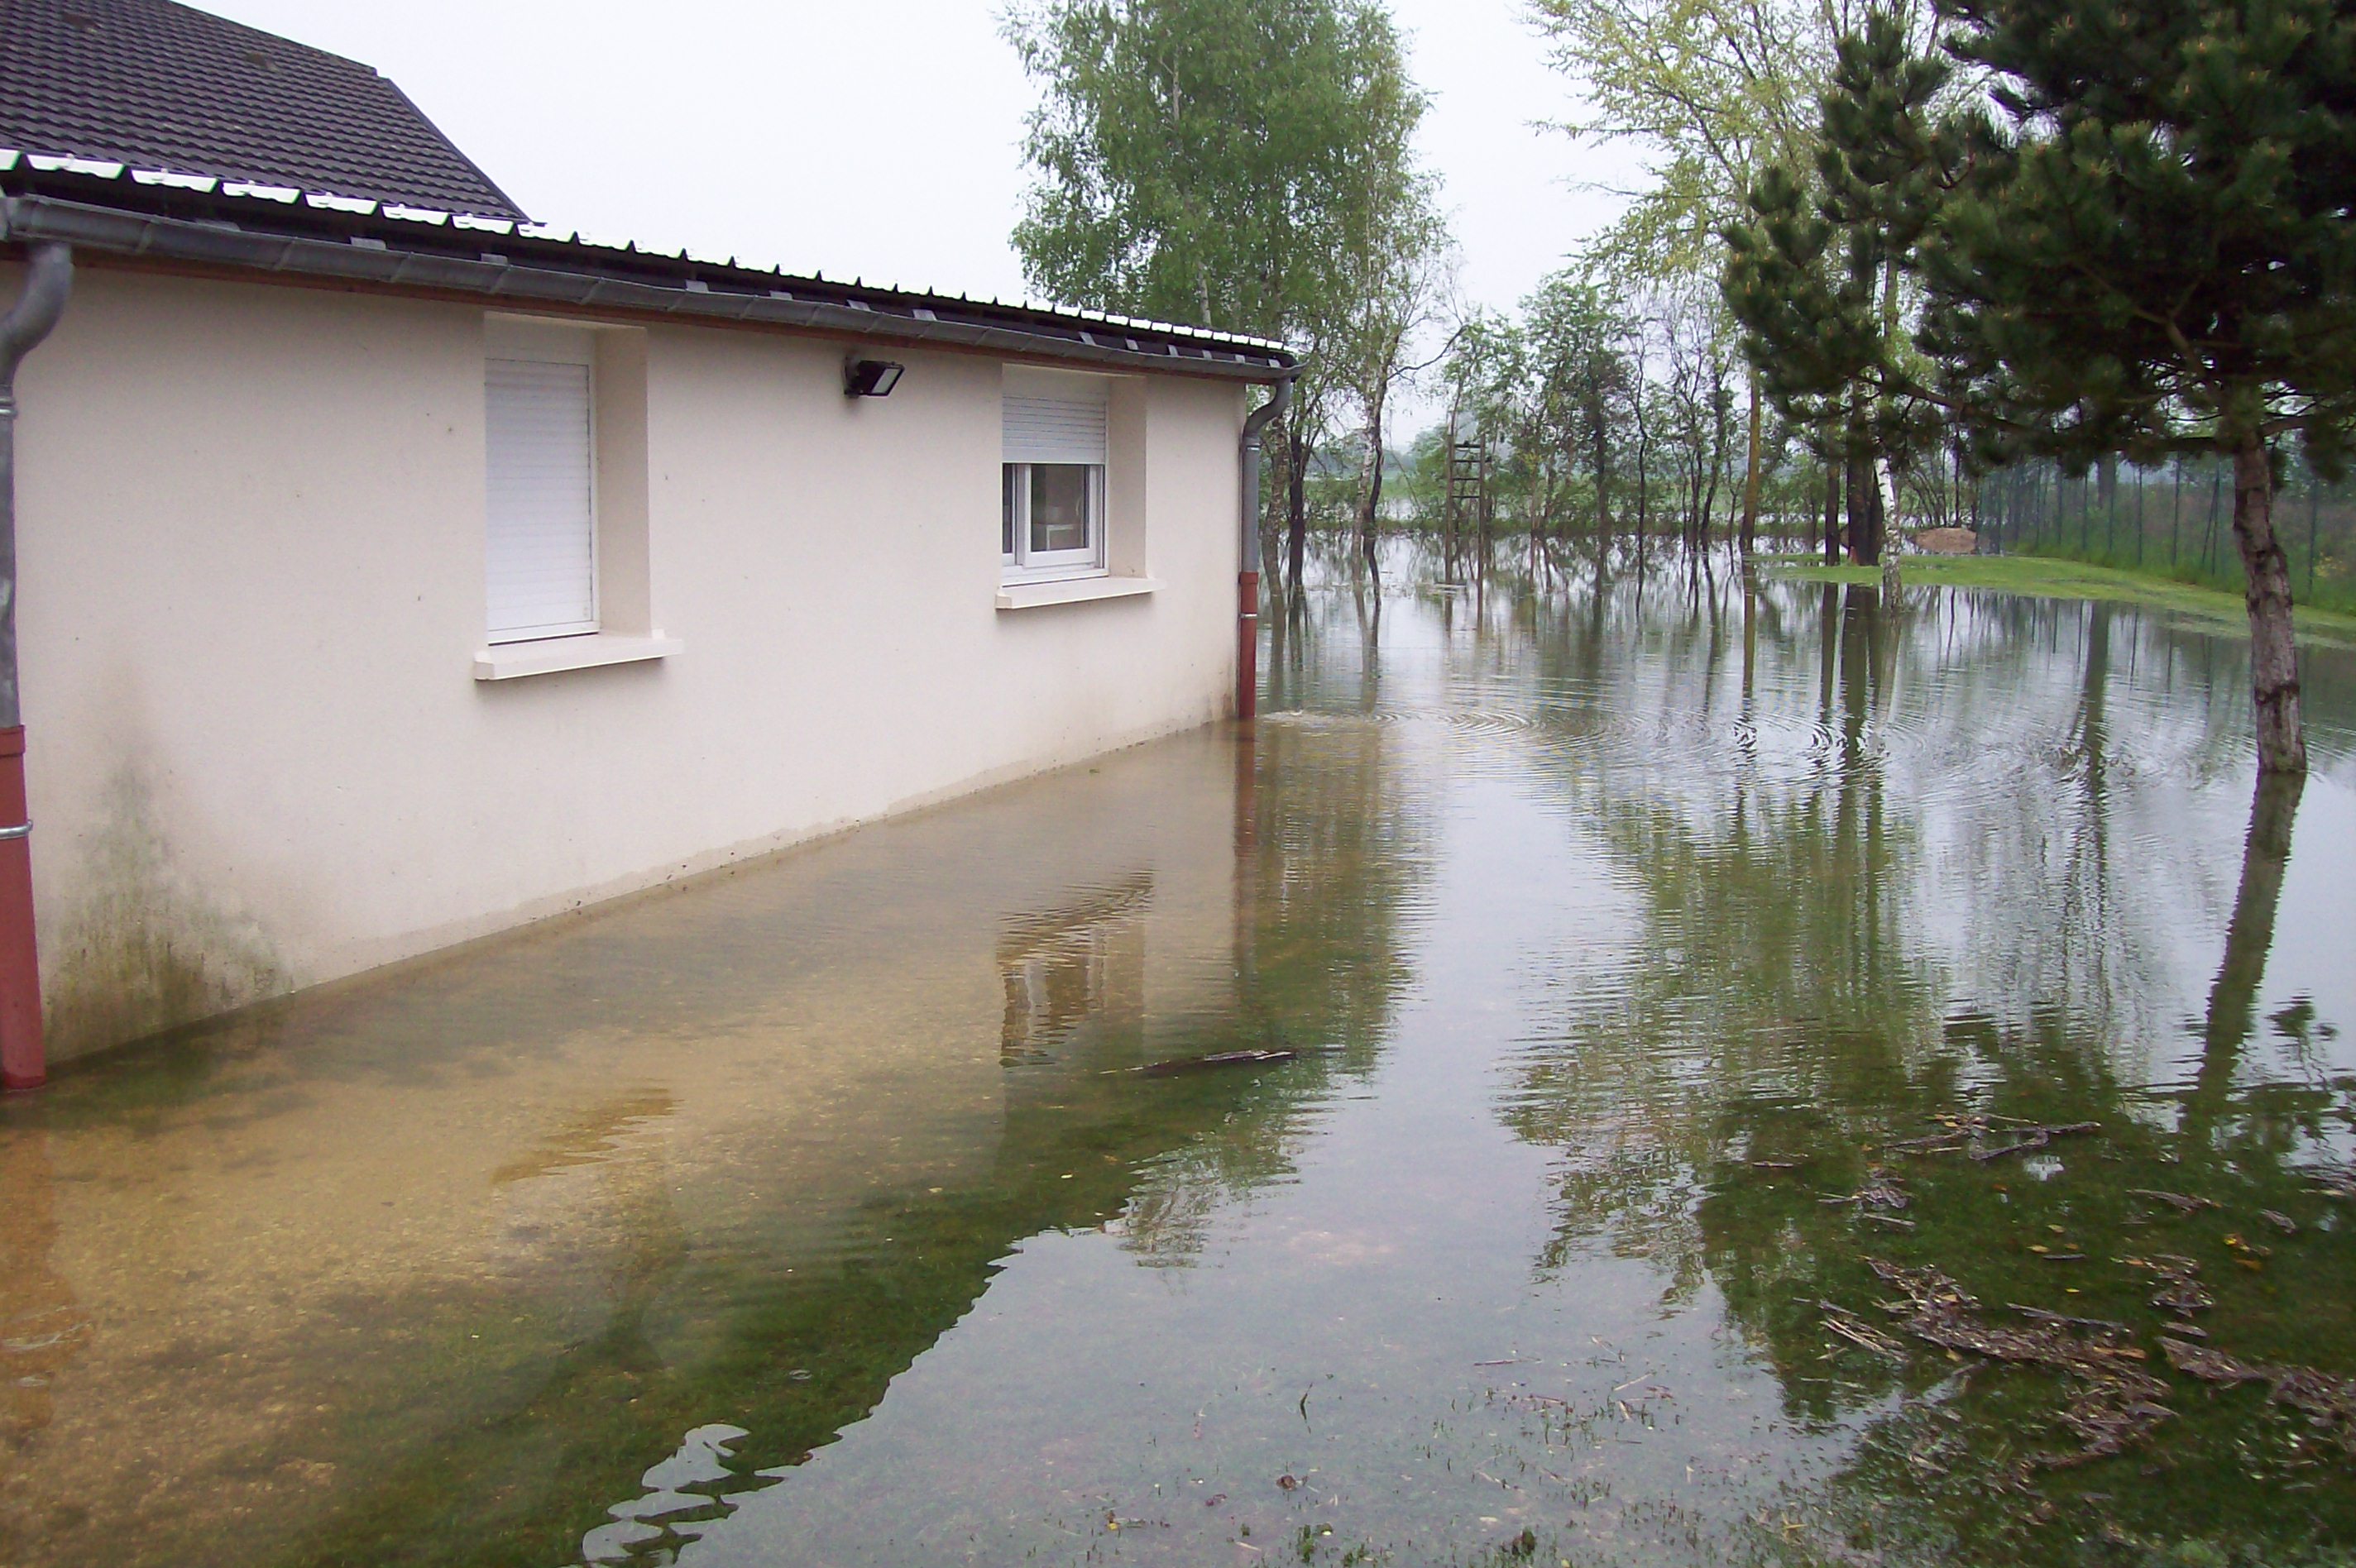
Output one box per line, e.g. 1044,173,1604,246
4,564,2355,1567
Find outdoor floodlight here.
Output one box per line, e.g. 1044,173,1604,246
844,358,905,399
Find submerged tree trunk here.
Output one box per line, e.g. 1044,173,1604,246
1740,368,1762,555
1357,395,1386,600
1634,398,1651,574
2231,435,2306,774
1592,413,1611,552
1843,449,1886,568
1878,460,1902,591
1824,460,1842,564
1845,452,1871,565
1284,422,1310,614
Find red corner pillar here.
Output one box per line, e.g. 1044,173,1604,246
0,727,39,1091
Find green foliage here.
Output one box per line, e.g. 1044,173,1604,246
1007,0,1449,591
1927,0,2356,477
1722,11,1961,464
1728,0,2356,473
1004,0,1429,349
1530,0,1841,282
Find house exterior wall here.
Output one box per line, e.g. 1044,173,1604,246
2,260,1248,1060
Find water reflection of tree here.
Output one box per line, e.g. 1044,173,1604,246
1502,578,1944,1292
1487,566,2355,1561
1118,595,1431,1270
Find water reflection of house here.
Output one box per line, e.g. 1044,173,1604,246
0,726,1294,1567
0,0,1294,1073
998,873,1152,1064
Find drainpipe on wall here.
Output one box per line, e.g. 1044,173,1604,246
0,235,73,1092
1236,375,1292,724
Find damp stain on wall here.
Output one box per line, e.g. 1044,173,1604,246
41,765,290,1061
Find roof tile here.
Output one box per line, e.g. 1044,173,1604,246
0,0,524,218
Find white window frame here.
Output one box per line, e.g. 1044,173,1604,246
1002,461,1108,582
485,327,601,646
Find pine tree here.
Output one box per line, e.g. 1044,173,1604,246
1727,0,2356,773
1722,15,1960,567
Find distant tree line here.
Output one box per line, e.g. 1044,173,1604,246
1008,0,2356,772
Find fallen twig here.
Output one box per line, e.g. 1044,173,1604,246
2128,1189,2220,1214
1971,1123,2101,1163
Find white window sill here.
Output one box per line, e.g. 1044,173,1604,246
996,576,1161,611
474,633,682,681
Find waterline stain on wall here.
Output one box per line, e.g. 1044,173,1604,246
42,766,290,1060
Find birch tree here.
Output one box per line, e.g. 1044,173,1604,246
1007,0,1438,608
1528,0,1863,552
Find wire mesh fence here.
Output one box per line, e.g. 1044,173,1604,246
1976,457,2356,614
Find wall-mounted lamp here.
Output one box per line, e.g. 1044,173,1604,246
843,358,905,399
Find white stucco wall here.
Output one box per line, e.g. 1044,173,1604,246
2,260,1250,1059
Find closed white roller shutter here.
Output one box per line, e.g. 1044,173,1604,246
486,359,596,643
1003,395,1108,465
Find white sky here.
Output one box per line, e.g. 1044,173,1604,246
197,0,1639,423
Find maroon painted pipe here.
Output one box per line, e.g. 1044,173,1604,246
1237,571,1260,723
0,729,37,1092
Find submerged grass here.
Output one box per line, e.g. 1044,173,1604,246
1759,553,2356,648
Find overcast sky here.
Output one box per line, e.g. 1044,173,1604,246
200,0,1640,421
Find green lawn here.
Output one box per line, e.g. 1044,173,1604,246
1759,552,2356,648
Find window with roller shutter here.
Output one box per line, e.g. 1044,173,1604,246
485,356,597,643
1002,393,1108,582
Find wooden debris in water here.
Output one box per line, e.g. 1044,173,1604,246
1127,1046,1338,1077
2123,1254,2215,1317
2160,1334,2268,1386
2009,1305,2131,1336
2127,1188,2220,1214
1860,1260,2175,1468
1971,1122,2101,1163
1822,1169,1910,1212
2160,1336,2356,1452
1817,1301,1908,1363
1884,1114,2102,1163
2268,1367,2356,1449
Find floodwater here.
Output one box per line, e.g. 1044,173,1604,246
4,562,2355,1568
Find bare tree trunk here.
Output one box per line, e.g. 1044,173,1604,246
1740,367,1762,555
2231,434,2306,774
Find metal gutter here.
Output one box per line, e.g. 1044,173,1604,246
1235,375,1294,723
0,193,1297,384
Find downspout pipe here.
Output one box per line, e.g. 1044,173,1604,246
1237,374,1292,724
0,236,72,1092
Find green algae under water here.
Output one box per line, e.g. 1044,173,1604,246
4,564,2356,1568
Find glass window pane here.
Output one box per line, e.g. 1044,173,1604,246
1002,465,1018,557
1029,464,1094,555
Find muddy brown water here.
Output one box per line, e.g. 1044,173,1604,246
2,566,2354,1567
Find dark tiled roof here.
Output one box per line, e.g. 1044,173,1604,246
0,0,524,220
